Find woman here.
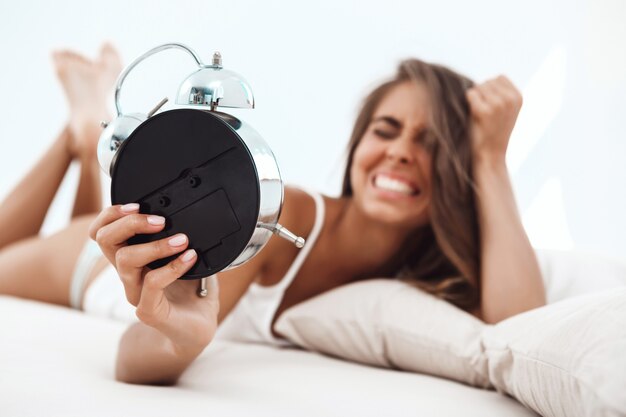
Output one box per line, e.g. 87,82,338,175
0,44,545,386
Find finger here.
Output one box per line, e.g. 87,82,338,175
480,78,522,116
488,76,521,104
471,84,495,111
495,75,518,92
95,213,166,264
136,249,198,326
116,233,189,280
478,80,505,108
116,233,190,270
115,233,190,306
466,88,490,117
495,75,523,108
112,223,181,307
88,204,140,241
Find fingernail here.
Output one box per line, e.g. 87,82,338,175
168,234,187,247
147,215,165,226
121,203,140,213
182,249,196,262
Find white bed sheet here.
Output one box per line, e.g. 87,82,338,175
0,296,536,417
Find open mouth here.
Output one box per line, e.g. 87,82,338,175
372,173,421,196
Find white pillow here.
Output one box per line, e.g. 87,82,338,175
484,288,626,417
275,279,492,388
276,279,626,416
535,249,626,303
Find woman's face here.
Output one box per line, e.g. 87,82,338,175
350,81,433,228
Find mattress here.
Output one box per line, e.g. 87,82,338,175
0,295,536,417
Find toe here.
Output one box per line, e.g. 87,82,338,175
53,50,93,67
66,50,92,65
99,42,122,68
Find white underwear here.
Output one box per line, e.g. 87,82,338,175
83,263,138,324
69,238,138,323
68,239,102,310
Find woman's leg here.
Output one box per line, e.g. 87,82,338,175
0,129,73,250
0,215,96,306
0,44,122,306
71,132,104,219
55,44,122,218
0,45,122,250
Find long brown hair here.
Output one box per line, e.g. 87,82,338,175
341,59,481,310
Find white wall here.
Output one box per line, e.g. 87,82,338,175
1,0,625,260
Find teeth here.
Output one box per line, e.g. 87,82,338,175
374,175,418,195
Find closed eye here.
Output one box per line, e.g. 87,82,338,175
373,129,397,139
415,129,428,144
416,129,436,150
371,116,401,139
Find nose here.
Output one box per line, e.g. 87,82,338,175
385,136,416,164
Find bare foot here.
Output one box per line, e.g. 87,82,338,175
53,43,123,159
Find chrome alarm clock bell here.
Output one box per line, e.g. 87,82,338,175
97,43,304,280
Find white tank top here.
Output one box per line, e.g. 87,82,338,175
214,189,325,347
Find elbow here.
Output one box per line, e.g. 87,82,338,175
476,308,504,325
114,369,138,385
481,307,513,324
115,371,179,386
480,298,547,325
481,311,512,325
115,362,179,386
481,313,507,325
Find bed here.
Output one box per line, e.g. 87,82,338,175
1,250,624,417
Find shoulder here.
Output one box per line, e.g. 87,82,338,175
280,186,345,236
265,186,317,257
255,186,347,268
259,186,337,261
281,186,317,234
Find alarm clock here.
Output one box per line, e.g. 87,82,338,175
97,43,304,283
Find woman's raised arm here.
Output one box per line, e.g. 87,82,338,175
466,76,546,324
